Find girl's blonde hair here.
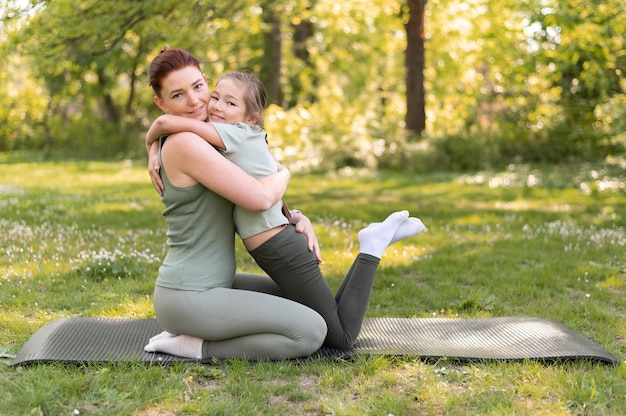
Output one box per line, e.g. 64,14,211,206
219,71,267,129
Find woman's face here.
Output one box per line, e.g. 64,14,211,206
207,78,255,125
154,66,210,120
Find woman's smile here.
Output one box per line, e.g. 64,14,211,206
188,105,206,118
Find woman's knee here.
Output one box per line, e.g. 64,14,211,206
299,309,327,356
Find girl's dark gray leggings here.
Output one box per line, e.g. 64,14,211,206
250,225,380,349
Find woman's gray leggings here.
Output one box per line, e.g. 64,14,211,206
153,280,327,360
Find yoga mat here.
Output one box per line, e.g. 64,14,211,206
10,316,619,366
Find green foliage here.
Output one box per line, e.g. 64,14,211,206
0,55,47,151
524,0,626,161
0,0,625,166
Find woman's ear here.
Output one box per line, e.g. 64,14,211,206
154,96,168,113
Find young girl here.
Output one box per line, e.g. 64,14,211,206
145,51,425,354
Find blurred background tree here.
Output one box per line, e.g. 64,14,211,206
0,0,624,171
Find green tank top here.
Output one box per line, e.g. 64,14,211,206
155,136,236,291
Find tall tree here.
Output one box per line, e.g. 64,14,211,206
259,1,283,105
254,0,318,108
404,0,427,134
289,0,318,106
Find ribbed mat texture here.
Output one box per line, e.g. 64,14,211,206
10,316,618,366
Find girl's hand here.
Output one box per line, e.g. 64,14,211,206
148,143,164,196
291,210,322,263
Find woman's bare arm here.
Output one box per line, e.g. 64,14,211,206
146,115,227,196
162,132,289,211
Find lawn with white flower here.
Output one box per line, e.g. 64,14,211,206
1,157,625,415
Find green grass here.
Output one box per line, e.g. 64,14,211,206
1,155,625,415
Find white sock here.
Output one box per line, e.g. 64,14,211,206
144,334,203,359
358,210,409,258
366,217,427,245
390,217,426,244
149,331,176,344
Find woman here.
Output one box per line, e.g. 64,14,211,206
143,48,327,360
144,48,426,355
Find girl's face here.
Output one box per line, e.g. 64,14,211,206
208,78,256,125
154,66,210,121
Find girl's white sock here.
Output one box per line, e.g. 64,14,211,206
358,210,409,258
390,217,426,244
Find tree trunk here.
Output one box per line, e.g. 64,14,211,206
262,6,282,106
290,1,318,106
405,0,427,134
42,100,54,160
97,69,120,125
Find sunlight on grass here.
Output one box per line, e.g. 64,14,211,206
89,200,153,213
457,163,626,194
99,295,155,318
523,220,626,250
1,159,625,415
598,276,625,292
494,200,573,212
